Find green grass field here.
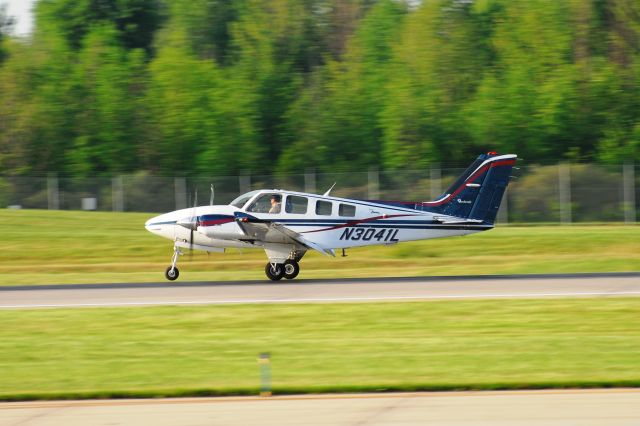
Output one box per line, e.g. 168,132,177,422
0,209,638,285
1,298,639,400
1,210,639,400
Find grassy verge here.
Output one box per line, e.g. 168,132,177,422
1,298,640,400
0,209,638,285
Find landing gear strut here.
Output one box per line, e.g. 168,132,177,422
165,246,182,281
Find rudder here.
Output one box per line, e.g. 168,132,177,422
422,152,517,224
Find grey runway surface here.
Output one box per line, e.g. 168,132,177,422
1,389,639,426
1,272,639,309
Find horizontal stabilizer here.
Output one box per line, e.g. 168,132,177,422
433,217,484,224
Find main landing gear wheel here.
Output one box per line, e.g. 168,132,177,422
165,266,179,281
283,259,300,280
265,262,285,281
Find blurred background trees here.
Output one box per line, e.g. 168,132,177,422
0,0,639,177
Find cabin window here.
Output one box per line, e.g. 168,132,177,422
230,190,260,209
285,196,308,214
339,203,356,217
247,193,282,214
315,200,332,216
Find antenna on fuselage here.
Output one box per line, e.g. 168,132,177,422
323,182,337,197
210,184,215,206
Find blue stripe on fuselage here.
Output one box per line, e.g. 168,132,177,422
146,220,177,226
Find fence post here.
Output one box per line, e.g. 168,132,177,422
47,173,59,210
305,168,316,194
239,174,251,194
174,177,187,210
497,188,509,225
430,165,441,199
623,163,636,223
368,168,379,200
559,163,572,224
112,176,124,212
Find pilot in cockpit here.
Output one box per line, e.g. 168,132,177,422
269,194,281,214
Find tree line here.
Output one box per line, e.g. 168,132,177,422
0,0,639,178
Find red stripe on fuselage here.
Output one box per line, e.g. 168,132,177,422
302,214,411,233
200,218,235,226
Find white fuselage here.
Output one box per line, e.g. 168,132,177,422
144,190,492,255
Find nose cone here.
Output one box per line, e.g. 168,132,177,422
144,213,177,239
145,214,162,236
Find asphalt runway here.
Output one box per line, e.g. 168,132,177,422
1,272,639,309
2,389,639,426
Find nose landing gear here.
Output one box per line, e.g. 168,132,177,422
165,246,182,281
165,266,179,281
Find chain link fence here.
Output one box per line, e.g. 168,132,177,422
1,164,637,223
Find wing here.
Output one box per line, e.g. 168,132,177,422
234,212,336,257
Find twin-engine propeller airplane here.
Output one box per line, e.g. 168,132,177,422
145,152,517,281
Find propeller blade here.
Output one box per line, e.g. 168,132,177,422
190,188,198,260
210,184,214,206
189,227,194,259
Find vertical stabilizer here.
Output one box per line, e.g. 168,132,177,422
422,152,517,224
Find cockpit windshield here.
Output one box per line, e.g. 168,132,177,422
229,190,260,209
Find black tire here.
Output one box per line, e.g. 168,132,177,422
283,259,300,280
165,266,179,281
265,262,284,281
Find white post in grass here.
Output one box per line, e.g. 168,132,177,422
258,352,272,397
174,177,187,210
623,163,636,223
47,173,59,210
559,162,572,224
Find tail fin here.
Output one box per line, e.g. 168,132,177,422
423,152,517,224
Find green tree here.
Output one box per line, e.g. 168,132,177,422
0,3,15,64
591,0,640,163
34,0,163,53
381,0,496,169
0,30,76,175
67,24,147,175
222,0,315,173
168,0,239,64
280,0,406,173
144,26,221,174
466,1,586,161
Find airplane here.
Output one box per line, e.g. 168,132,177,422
145,152,517,281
